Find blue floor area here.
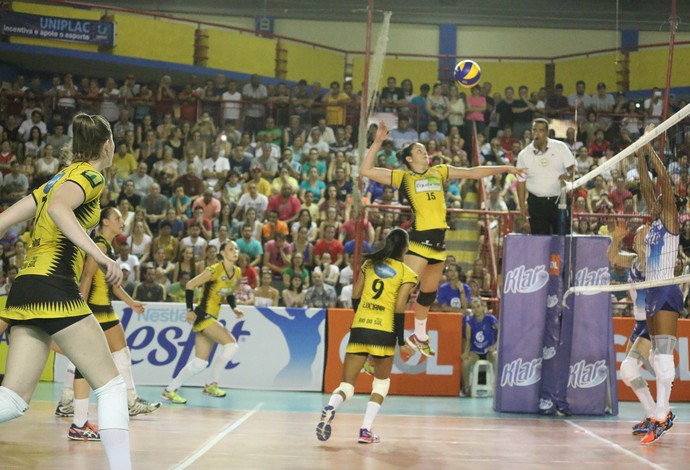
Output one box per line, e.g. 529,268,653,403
31,381,690,423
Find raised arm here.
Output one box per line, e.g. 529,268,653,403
607,222,635,269
359,121,393,186
643,139,679,233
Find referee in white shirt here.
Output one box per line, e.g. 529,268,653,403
516,118,577,235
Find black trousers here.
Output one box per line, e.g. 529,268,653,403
527,193,567,235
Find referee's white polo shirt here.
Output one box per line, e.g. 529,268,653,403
516,139,577,197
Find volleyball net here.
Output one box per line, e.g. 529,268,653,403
563,102,690,300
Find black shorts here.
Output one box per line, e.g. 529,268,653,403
407,229,446,264
8,314,91,336
99,320,120,332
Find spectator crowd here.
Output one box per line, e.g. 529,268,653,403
1,71,690,315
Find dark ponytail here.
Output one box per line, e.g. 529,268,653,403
99,206,118,228
397,144,415,169
364,227,409,264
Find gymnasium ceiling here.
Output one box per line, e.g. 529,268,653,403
3,0,688,85
82,0,690,31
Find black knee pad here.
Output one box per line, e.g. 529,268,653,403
416,290,437,307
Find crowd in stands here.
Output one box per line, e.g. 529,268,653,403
1,71,690,315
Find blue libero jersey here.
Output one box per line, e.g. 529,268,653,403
466,314,498,355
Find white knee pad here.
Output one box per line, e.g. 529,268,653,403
67,361,76,374
94,376,129,431
620,357,646,390
653,354,676,384
112,347,132,370
371,378,391,399
654,335,677,355
0,386,28,423
190,357,209,373
334,382,355,401
220,343,239,361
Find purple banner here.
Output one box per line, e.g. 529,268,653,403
566,236,617,415
494,235,551,413
496,235,618,416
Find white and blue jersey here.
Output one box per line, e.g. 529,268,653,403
644,219,683,316
645,219,679,281
465,313,498,355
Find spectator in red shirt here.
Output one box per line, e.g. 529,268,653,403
498,126,518,153
262,232,292,277
186,205,213,239
314,224,344,267
608,175,632,212
192,188,222,221
588,129,609,158
339,216,375,245
267,184,302,224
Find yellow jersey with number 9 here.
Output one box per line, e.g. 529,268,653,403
391,164,449,231
20,161,104,281
354,259,418,334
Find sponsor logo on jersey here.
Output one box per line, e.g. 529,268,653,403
374,263,397,279
568,360,608,389
500,357,542,387
415,179,442,192
503,265,549,294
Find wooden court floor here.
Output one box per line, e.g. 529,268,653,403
1,383,689,469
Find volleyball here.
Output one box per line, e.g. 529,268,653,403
454,60,481,88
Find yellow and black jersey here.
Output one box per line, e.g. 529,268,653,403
3,162,104,321
347,258,418,356
22,162,104,280
391,164,449,232
197,262,241,317
87,235,116,316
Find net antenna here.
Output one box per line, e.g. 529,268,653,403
351,6,391,284
352,9,392,218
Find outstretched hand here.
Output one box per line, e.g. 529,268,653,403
130,302,145,314
611,221,628,240
375,121,390,143
507,166,527,178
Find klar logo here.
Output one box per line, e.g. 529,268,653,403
574,267,610,295
500,357,542,387
503,265,549,294
568,360,608,389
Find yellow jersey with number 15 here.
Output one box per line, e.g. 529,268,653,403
20,161,104,281
391,164,449,231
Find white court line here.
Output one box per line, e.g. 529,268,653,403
171,403,263,470
565,420,666,470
